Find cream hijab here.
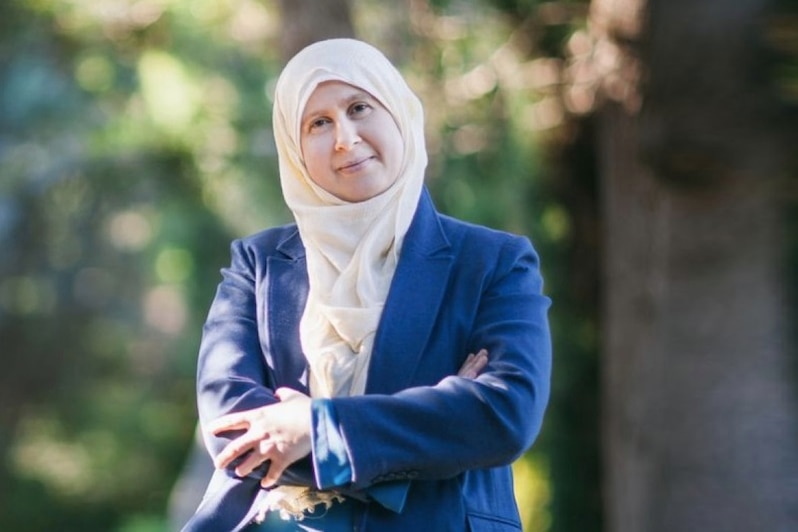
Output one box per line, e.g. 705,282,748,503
272,39,427,399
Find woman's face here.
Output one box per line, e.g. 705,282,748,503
300,81,404,203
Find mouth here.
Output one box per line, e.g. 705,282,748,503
337,156,375,173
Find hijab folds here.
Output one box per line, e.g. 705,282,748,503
273,39,427,399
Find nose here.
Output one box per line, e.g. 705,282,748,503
334,118,361,151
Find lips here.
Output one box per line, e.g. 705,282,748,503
337,156,375,173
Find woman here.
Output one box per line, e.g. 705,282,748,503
183,38,551,531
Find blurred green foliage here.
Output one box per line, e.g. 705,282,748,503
0,1,287,530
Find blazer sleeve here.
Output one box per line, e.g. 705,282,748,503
196,238,278,460
328,236,552,490
196,237,325,489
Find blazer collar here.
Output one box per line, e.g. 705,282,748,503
366,189,454,394
398,188,451,258
275,226,305,260
267,227,309,394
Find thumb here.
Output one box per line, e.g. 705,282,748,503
274,387,301,402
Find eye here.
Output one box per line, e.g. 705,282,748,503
307,117,330,132
349,102,372,117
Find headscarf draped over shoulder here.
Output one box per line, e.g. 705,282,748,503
272,39,427,399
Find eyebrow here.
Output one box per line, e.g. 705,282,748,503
302,88,378,125
342,89,375,105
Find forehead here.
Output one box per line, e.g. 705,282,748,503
302,81,381,117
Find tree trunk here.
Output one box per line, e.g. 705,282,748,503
594,0,798,530
276,0,355,62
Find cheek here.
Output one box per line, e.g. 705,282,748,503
383,130,405,171
300,138,327,182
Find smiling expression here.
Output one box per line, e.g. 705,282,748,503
299,81,404,203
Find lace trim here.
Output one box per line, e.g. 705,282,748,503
254,486,345,523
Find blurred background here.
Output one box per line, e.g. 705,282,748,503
1,0,796,531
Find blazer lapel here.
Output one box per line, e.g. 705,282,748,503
266,228,311,394
367,190,454,394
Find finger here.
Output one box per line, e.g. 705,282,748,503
472,349,489,373
214,435,260,469
274,387,299,402
275,387,312,406
207,414,250,435
235,442,271,477
457,353,476,377
261,458,287,488
459,349,489,379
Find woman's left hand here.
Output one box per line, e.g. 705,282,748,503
458,349,488,379
207,387,312,487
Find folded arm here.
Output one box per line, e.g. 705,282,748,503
197,234,550,495
329,237,552,489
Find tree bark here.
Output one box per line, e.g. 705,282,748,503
595,0,798,530
276,0,355,62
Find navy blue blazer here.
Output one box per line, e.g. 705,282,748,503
184,190,552,531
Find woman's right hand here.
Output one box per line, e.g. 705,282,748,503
457,348,488,379
207,387,313,487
